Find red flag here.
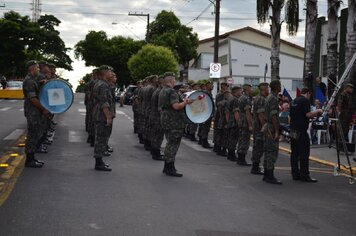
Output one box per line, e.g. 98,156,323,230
296,87,301,97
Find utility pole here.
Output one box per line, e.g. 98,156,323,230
128,12,150,42
213,0,221,63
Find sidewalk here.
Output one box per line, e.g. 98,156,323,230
278,140,356,172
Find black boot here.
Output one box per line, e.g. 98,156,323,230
86,135,93,144
107,146,113,153
227,149,237,161
201,139,212,149
165,162,183,177
162,161,169,174
95,158,112,171
138,134,144,144
152,149,164,161
190,134,198,142
263,169,282,185
251,162,264,175
90,137,95,147
144,140,151,151
217,147,227,156
198,137,202,145
25,153,43,168
213,144,219,153
236,153,251,166
103,151,111,157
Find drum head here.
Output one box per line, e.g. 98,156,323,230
184,91,214,124
39,79,74,114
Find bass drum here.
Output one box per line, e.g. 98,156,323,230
39,79,74,114
184,90,214,124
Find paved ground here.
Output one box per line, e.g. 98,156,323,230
0,94,355,236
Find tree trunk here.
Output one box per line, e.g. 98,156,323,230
270,0,283,80
303,0,318,86
327,0,339,97
345,0,356,91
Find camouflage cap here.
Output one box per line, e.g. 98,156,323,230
345,83,354,88
231,85,242,92
243,84,252,89
258,82,269,89
220,82,228,86
163,72,176,78
26,60,38,68
98,65,114,71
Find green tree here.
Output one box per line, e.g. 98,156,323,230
75,73,92,93
0,11,72,77
75,31,145,86
148,10,199,69
128,44,178,81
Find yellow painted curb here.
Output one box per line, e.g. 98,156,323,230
279,146,356,173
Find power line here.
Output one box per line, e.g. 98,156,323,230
185,2,214,25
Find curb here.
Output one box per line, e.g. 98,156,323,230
279,146,356,174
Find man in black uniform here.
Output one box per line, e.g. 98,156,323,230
290,88,322,182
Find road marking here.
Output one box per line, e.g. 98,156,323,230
68,130,86,143
0,107,11,111
3,129,25,140
79,101,84,104
78,108,86,113
9,100,18,103
116,111,126,115
19,108,24,112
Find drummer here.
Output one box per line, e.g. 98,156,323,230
23,60,52,168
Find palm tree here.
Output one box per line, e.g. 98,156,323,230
303,0,318,85
257,0,300,80
327,0,341,96
345,0,356,89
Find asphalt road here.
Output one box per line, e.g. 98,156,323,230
0,94,355,236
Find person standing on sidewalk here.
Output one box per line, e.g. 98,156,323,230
290,88,323,182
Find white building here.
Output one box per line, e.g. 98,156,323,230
189,27,305,97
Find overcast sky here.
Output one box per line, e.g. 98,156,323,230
1,0,348,88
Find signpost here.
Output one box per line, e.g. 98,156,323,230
209,63,221,78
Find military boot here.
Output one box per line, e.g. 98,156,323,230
107,146,114,153
164,162,183,177
236,153,251,166
198,137,202,145
227,149,237,161
190,134,198,142
152,149,164,161
162,161,169,174
144,140,151,151
217,147,227,156
138,134,144,144
263,169,282,185
201,139,212,149
95,158,112,171
251,162,264,175
25,153,43,168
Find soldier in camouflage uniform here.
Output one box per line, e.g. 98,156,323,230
92,65,115,171
186,83,200,141
198,80,214,148
251,82,269,175
85,69,98,144
158,72,193,177
337,84,355,142
23,60,52,168
149,75,165,161
236,84,253,166
213,82,229,152
143,75,158,151
263,80,282,184
216,90,232,156
132,80,142,134
137,79,147,144
226,86,242,161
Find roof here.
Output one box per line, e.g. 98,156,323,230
199,26,304,51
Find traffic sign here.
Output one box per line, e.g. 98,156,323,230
209,63,221,78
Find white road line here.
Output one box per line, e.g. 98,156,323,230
19,108,24,112
68,130,86,143
79,101,84,104
78,108,86,113
116,111,126,115
9,100,18,103
0,107,11,111
3,129,25,140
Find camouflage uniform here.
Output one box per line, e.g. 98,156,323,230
226,95,240,151
251,93,266,164
93,79,115,159
149,86,164,151
213,91,225,147
263,92,280,170
216,98,229,149
86,79,98,145
158,86,185,163
338,91,355,142
237,94,252,155
23,73,43,155
143,84,156,143
198,90,213,146
137,86,146,139
132,87,140,133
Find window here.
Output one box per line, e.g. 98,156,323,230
292,80,304,91
244,77,260,89
218,55,228,65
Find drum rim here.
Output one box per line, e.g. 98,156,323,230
39,79,74,114
184,90,215,124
